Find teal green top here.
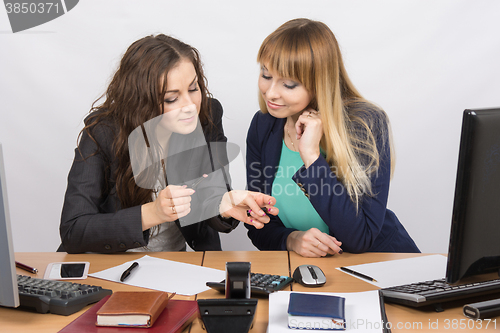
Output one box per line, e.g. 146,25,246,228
271,141,329,233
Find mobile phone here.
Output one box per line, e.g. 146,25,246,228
43,262,90,280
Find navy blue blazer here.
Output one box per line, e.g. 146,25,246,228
245,108,419,253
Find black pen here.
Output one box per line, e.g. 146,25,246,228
120,262,139,282
15,261,38,274
340,266,377,282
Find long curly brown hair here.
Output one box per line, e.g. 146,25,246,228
81,34,212,209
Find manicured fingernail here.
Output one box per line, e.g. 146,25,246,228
338,249,343,254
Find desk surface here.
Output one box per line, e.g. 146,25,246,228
2,252,498,333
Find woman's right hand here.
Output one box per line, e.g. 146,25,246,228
141,185,195,230
295,109,323,168
286,228,343,257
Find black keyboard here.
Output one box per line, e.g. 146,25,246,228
17,275,112,316
380,277,500,308
206,273,293,296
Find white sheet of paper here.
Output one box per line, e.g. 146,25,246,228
89,255,225,296
336,254,447,288
268,290,383,333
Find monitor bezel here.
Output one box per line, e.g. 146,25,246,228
0,143,19,308
446,108,500,283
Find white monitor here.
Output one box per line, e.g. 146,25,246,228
0,143,19,308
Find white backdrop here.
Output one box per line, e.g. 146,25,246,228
1,0,499,253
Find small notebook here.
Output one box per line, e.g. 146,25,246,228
287,293,346,330
96,291,172,327
58,295,198,333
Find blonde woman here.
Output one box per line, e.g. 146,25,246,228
245,18,419,257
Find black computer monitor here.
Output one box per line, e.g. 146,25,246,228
0,143,19,308
446,108,500,283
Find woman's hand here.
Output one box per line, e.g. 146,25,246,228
295,109,323,168
219,190,279,229
286,228,343,257
141,185,195,231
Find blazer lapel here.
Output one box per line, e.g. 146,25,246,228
263,117,285,195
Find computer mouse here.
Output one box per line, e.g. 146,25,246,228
293,265,326,287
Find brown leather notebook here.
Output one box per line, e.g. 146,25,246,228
58,296,198,333
96,291,173,328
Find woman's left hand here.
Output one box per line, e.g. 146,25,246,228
219,190,279,229
295,109,323,168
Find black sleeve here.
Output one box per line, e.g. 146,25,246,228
59,121,148,253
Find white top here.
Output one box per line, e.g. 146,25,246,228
128,184,186,252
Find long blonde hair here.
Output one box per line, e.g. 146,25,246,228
257,18,395,207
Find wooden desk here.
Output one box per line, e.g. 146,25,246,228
193,251,291,333
2,252,499,332
3,252,202,333
290,252,499,332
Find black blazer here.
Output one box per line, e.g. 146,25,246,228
58,99,238,253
